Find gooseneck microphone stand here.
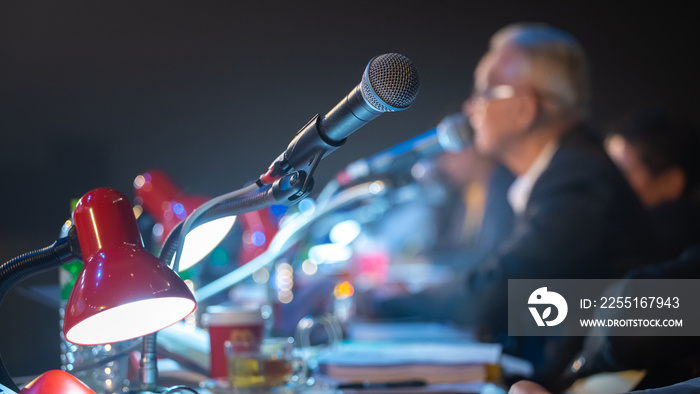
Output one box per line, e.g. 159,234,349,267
137,171,309,393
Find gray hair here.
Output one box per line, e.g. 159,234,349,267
490,23,591,120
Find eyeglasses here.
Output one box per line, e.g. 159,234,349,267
468,85,520,103
469,84,570,111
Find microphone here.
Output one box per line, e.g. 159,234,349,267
260,53,420,186
336,112,472,186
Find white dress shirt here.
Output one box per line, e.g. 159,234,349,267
507,140,560,215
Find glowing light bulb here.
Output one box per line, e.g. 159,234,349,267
176,216,236,271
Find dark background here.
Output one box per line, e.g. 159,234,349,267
1,0,698,378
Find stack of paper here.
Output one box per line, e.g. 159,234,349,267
317,341,502,385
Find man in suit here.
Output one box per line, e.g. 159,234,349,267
458,23,654,385
361,23,653,388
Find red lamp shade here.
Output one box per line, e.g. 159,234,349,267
133,170,209,243
63,188,197,345
19,370,95,394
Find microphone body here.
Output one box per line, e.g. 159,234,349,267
261,53,420,185
336,112,472,186
319,85,382,142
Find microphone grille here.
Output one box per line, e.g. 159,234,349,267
361,53,420,113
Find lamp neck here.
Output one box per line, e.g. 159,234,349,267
0,229,80,392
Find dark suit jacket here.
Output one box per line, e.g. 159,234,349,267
370,123,654,386
464,123,655,384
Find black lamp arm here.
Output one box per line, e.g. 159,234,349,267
0,226,81,392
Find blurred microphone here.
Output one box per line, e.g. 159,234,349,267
261,53,420,184
336,112,472,185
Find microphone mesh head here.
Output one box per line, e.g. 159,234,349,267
361,53,420,112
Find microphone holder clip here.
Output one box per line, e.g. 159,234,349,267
259,113,343,197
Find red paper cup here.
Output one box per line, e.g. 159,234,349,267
203,306,265,379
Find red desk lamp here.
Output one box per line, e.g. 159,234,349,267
0,188,196,393
134,170,202,245
64,188,196,345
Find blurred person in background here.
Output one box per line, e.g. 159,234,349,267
604,109,700,261
430,144,514,266
358,142,515,323
364,22,655,389
458,22,654,385
550,110,700,389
